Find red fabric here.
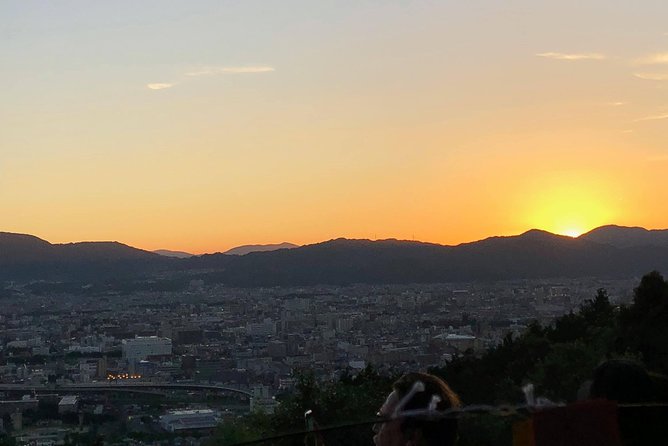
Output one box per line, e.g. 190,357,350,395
530,400,622,446
512,418,536,446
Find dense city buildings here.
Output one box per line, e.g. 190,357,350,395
0,277,639,444
122,337,173,364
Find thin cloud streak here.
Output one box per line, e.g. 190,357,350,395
185,66,275,76
536,52,606,61
634,112,668,122
145,66,274,90
147,83,175,90
633,72,668,81
635,52,668,65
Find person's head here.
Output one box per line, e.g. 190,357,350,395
589,360,668,445
589,359,654,403
373,373,461,446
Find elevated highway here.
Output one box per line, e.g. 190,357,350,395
0,382,252,397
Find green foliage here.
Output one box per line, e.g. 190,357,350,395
619,271,668,371
434,287,619,404
528,341,601,400
209,367,393,446
0,435,17,446
63,430,102,445
208,414,270,446
457,414,514,446
210,273,668,445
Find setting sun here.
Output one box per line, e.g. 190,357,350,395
519,170,621,241
2,3,668,444
1,1,666,253
561,228,585,238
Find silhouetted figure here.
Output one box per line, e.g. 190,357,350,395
373,372,461,446
589,359,667,446
590,359,654,403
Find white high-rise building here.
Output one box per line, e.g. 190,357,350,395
122,336,172,363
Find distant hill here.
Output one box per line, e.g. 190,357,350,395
223,242,298,256
184,229,668,286
2,227,668,285
0,232,167,281
0,233,53,264
579,225,668,248
153,249,194,258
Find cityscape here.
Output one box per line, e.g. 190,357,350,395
0,274,638,444
3,0,668,444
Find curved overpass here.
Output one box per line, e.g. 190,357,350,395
0,382,253,397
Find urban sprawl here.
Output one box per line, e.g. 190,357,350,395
0,278,637,444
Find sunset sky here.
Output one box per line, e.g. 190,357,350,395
2,1,667,254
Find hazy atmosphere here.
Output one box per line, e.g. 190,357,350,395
2,0,667,253
3,3,668,445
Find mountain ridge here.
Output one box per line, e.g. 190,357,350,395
153,249,194,259
223,242,299,256
1,225,667,285
0,232,164,281
580,225,668,248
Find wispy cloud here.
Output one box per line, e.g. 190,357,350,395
147,83,175,90
605,101,626,106
635,52,668,65
145,65,275,90
536,52,606,61
185,66,275,76
634,112,668,122
633,72,668,81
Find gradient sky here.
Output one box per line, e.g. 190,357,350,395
2,1,667,253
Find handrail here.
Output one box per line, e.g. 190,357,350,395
224,401,668,446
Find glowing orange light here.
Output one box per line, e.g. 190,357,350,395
522,172,618,238
561,228,584,238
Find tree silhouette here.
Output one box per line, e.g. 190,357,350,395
208,272,668,445
620,271,668,372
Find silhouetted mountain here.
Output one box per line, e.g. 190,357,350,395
0,232,53,264
2,228,668,286
0,232,167,281
223,242,298,256
57,241,159,261
579,225,668,248
183,229,668,286
153,249,194,258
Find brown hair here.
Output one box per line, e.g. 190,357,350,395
392,372,461,446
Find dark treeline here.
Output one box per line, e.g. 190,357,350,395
208,271,668,446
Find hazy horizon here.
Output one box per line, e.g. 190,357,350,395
2,1,667,253
4,223,667,255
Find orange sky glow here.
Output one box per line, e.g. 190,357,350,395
1,1,667,254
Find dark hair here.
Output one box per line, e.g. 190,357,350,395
589,360,668,445
589,359,654,403
392,372,461,446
